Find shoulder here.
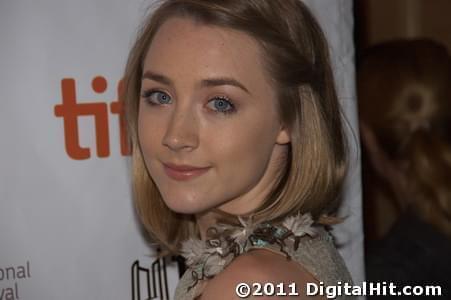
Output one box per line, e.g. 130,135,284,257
199,248,325,300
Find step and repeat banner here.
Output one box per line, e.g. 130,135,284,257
0,0,363,299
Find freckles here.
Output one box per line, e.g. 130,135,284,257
138,126,161,157
206,114,276,159
214,130,260,161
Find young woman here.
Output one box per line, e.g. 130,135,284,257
123,1,354,299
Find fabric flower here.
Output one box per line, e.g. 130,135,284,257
282,212,317,237
180,212,319,290
180,238,208,266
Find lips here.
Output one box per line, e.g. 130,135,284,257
163,163,211,181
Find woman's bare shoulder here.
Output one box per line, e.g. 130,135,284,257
199,248,325,299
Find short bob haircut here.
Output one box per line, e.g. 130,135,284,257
123,0,348,253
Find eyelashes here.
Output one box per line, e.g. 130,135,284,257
142,90,172,105
206,96,236,114
141,90,237,115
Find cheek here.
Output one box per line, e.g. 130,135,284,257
208,118,278,179
137,111,163,162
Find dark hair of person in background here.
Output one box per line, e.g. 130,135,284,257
358,39,451,298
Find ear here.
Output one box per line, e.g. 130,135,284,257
276,125,291,145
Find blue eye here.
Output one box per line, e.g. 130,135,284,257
207,97,236,114
142,90,172,105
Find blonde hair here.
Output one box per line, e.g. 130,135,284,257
124,0,348,253
359,39,451,237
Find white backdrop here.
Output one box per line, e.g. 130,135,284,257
0,1,363,299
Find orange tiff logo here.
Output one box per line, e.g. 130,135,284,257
54,76,131,160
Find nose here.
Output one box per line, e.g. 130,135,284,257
162,105,199,152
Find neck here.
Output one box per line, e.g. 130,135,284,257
195,211,216,240
195,208,241,240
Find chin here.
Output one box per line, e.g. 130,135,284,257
162,194,214,215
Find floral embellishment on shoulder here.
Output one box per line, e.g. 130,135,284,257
179,212,318,291
283,212,316,236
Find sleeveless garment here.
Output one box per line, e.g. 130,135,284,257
173,213,355,299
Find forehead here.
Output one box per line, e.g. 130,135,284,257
143,17,272,90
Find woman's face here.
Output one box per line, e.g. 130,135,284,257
138,17,290,215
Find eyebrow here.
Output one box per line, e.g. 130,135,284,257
142,71,251,95
142,71,172,85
